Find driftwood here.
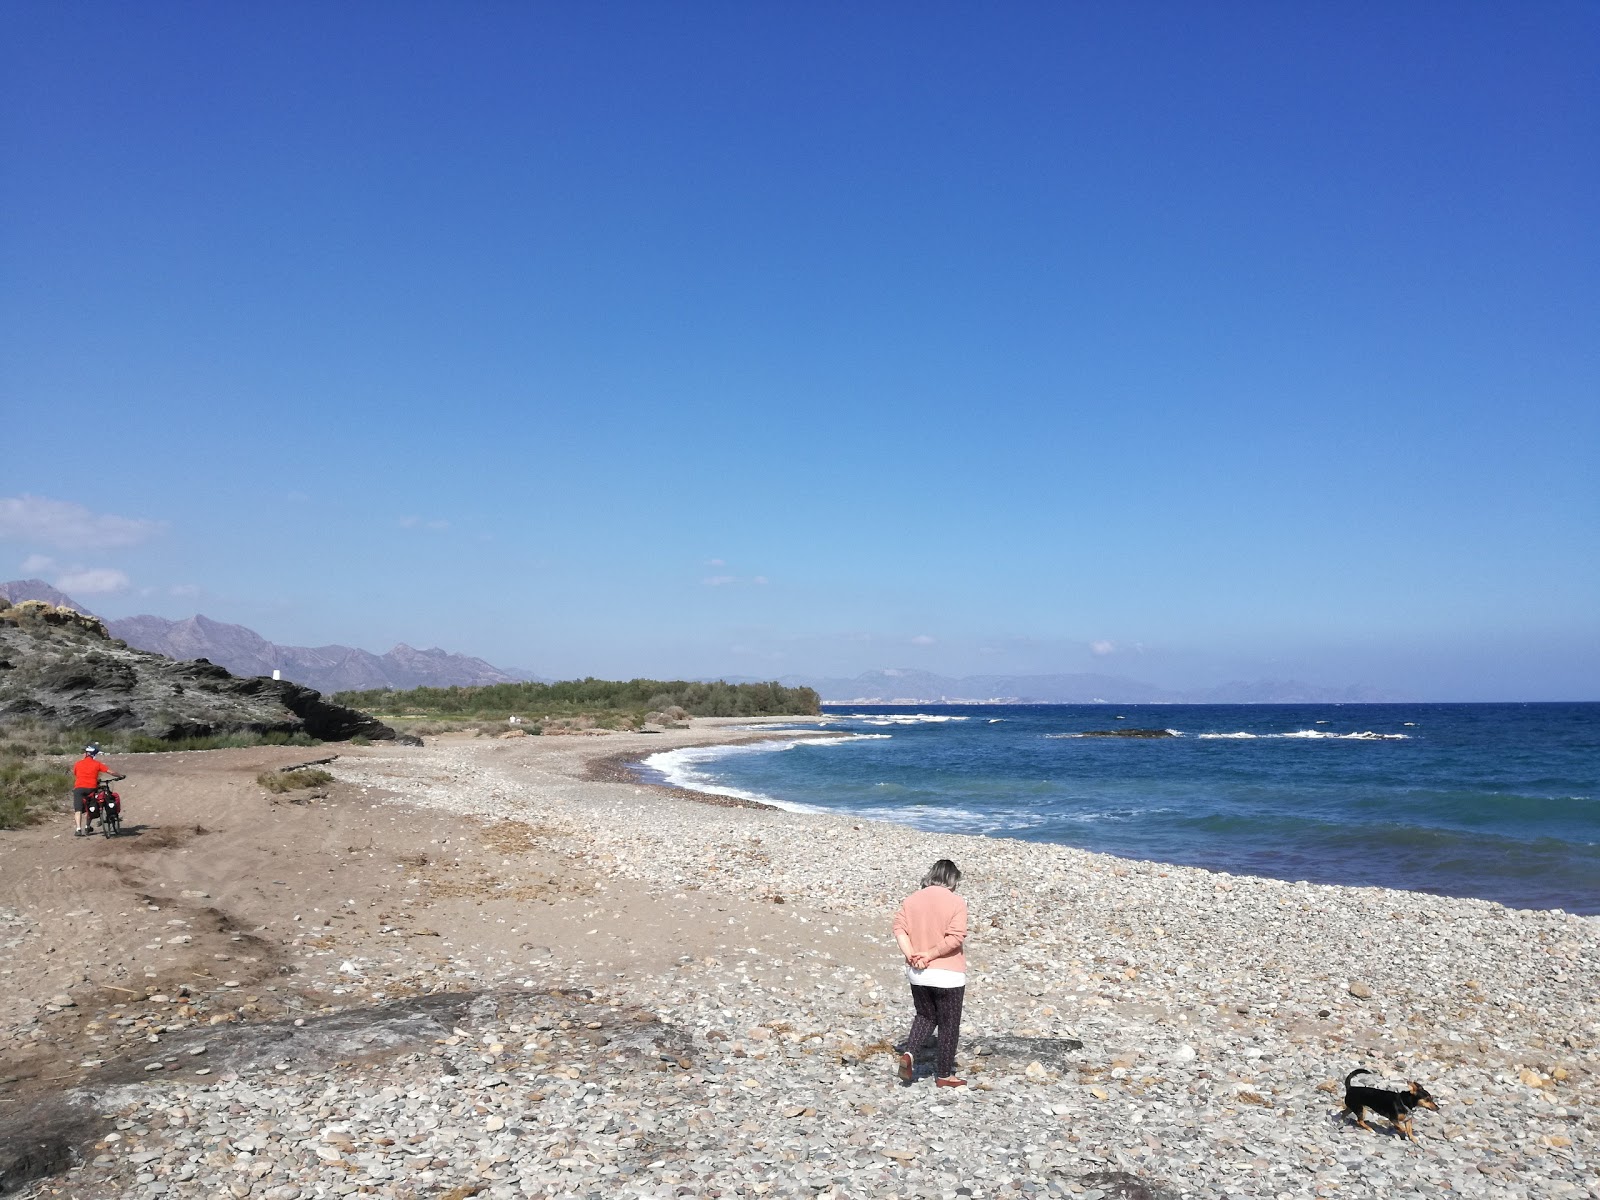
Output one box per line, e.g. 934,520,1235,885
278,755,339,773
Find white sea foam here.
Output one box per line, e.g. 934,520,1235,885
1044,730,1186,739
846,804,1050,836
1068,806,1175,823
1196,730,1409,741
1278,730,1409,740
641,734,889,813
836,712,971,726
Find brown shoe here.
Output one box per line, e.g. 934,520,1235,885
935,1076,966,1088
897,1052,914,1083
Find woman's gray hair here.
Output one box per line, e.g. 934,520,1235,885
922,859,962,890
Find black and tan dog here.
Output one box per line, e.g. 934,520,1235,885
1342,1068,1439,1139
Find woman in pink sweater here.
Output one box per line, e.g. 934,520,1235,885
891,858,968,1087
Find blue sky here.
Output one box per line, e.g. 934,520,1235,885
3,2,1596,699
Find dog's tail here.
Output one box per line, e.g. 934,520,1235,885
1344,1068,1374,1087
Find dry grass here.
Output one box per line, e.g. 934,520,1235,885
0,755,64,828
479,821,557,855
255,768,334,794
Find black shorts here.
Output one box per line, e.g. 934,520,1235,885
73,787,96,813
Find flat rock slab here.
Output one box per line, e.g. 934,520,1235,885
1073,1168,1179,1199
0,1094,109,1195
969,1034,1085,1067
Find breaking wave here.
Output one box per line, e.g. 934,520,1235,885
641,734,889,812
1196,730,1410,740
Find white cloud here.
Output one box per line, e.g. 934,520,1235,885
170,583,201,597
399,516,450,531
702,575,737,586
910,634,937,646
0,495,164,549
751,575,769,585
20,554,56,574
706,558,726,567
55,567,131,594
1090,640,1117,656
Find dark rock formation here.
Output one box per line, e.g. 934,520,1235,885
1076,728,1178,738
0,600,392,743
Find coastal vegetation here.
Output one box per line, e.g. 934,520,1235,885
0,720,320,759
332,677,820,732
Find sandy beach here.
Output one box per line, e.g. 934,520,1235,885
2,720,1595,1199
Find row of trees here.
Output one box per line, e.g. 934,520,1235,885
331,677,821,720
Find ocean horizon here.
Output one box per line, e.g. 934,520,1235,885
640,701,1600,916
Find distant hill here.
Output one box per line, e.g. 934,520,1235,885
0,580,536,694
105,613,530,695
0,579,90,613
770,668,1400,705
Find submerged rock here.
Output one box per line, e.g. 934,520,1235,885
1076,728,1177,738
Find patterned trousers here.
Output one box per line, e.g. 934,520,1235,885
905,984,965,1079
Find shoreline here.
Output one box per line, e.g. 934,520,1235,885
588,719,1597,918
581,724,842,810
2,720,1595,1199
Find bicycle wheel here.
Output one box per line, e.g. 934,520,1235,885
103,811,119,837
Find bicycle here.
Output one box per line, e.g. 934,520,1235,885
85,775,125,838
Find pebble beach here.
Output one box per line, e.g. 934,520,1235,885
9,722,1597,1199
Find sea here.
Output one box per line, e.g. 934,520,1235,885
639,703,1600,915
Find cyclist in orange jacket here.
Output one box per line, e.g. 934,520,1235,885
71,744,119,837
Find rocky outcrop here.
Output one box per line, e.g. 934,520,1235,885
0,601,392,742
0,582,537,694
1076,728,1178,738
0,579,94,615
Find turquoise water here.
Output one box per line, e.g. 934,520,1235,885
642,703,1600,914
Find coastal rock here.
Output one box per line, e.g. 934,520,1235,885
0,601,393,743
1077,728,1178,738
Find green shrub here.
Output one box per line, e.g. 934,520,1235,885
331,678,820,722
126,731,320,753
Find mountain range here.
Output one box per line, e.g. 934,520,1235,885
0,579,1398,703
0,580,532,695
740,668,1401,705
